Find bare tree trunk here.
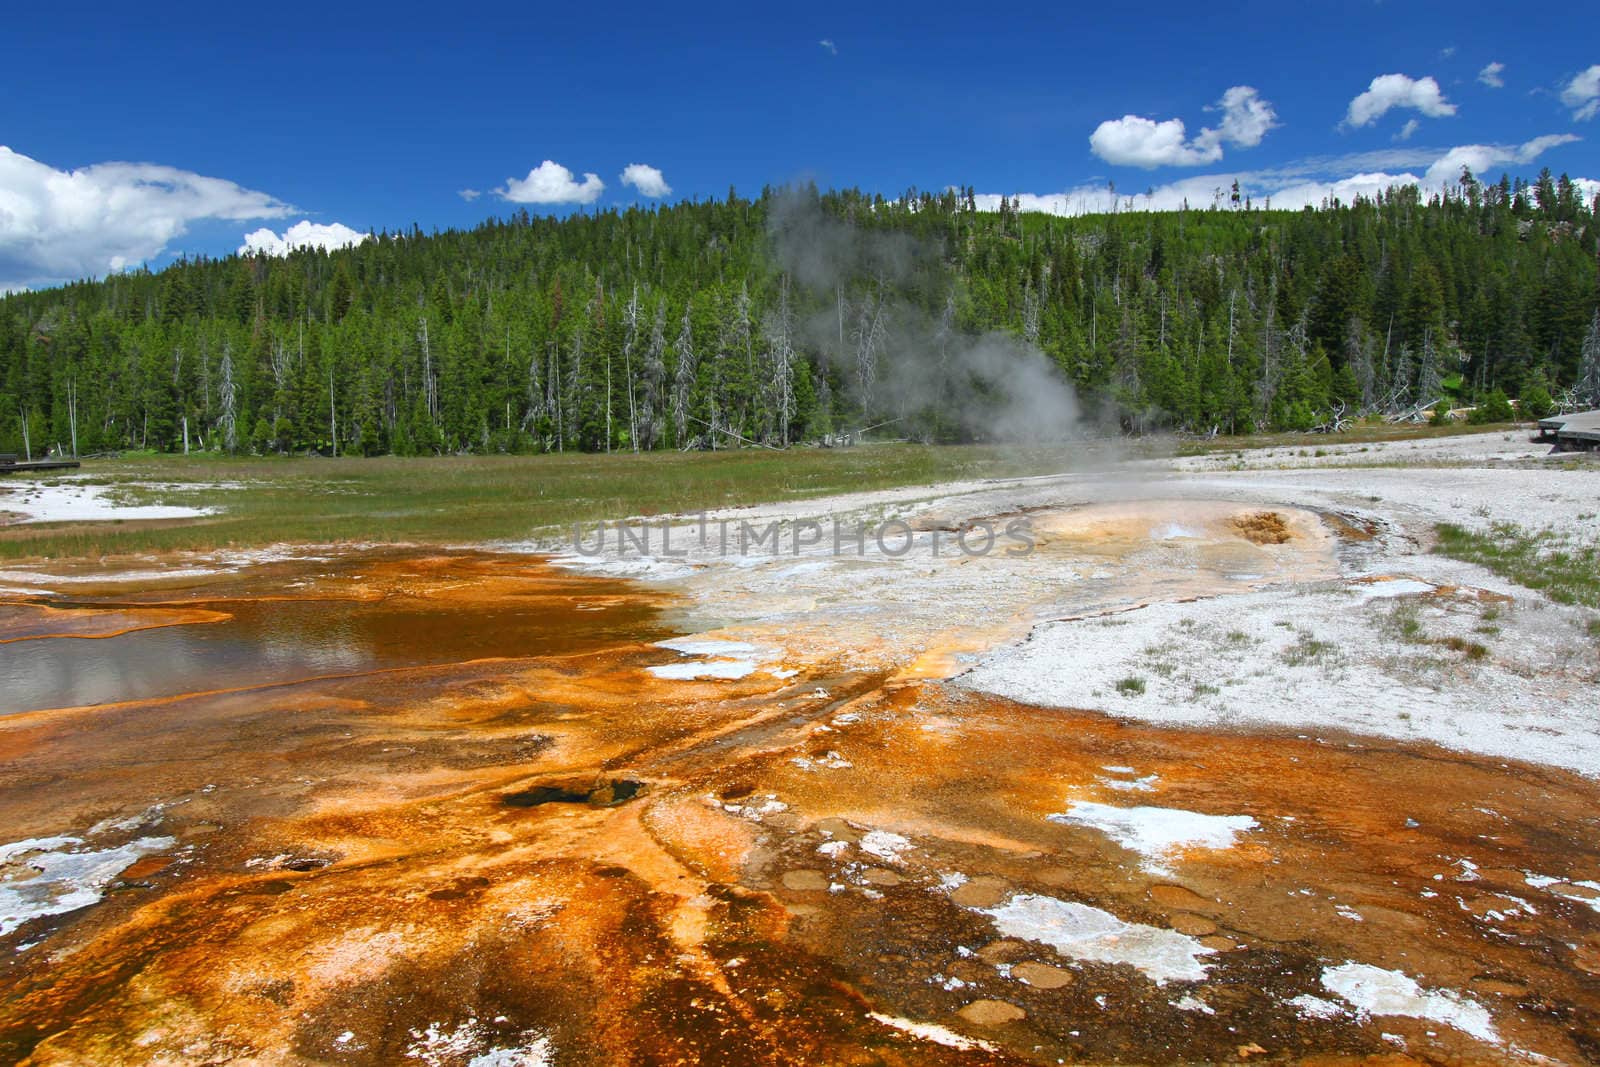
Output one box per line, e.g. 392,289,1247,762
220,346,238,452
673,305,695,447
624,285,640,451
766,275,796,445
67,379,78,458
329,363,338,457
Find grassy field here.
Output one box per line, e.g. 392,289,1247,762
1434,521,1600,609
0,444,1087,560
0,422,1554,562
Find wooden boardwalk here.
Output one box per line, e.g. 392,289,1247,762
1537,410,1600,451
0,453,81,474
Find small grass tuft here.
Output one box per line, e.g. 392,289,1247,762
1115,676,1147,696
1282,629,1339,667
1434,522,1600,608
1383,605,1427,644
1441,636,1490,661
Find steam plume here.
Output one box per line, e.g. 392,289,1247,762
767,189,1083,442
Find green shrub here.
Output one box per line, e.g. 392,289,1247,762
1520,384,1555,420
1470,389,1514,424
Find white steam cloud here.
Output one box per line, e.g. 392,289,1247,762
769,191,1083,442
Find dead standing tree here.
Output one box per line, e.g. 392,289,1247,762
638,301,666,450
622,285,642,450
672,305,695,448
852,280,888,416
219,344,238,451
1577,311,1600,408
764,274,796,446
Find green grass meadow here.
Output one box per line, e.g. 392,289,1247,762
1,444,1083,561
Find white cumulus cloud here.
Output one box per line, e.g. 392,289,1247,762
497,160,605,205
1423,134,1579,185
1091,87,1277,169
1202,86,1279,149
1395,119,1421,142
1344,73,1457,128
458,188,481,201
620,163,672,198
0,145,292,290
1091,116,1220,168
974,136,1588,218
239,220,370,257
1478,62,1505,89
1560,65,1600,121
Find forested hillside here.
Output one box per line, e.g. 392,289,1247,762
2,172,1598,458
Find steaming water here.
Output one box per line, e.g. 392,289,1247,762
0,554,666,715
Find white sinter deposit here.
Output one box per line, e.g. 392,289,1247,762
1048,801,1258,875
0,481,214,524
1320,963,1497,1043
513,428,1600,779
0,834,175,939
975,892,1214,985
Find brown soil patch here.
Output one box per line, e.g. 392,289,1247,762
1150,884,1214,909
957,999,1027,1025
781,869,830,892
1319,511,1379,542
1011,961,1074,989
1169,913,1219,937
976,940,1029,964
949,875,1011,908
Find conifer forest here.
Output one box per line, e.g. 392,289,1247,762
3,173,1597,459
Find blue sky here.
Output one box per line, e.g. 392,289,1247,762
2,0,1597,289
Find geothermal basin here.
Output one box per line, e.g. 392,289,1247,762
3,446,1599,1065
